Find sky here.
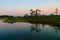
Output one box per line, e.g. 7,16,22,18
0,0,60,16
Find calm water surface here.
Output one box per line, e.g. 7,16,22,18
0,20,60,40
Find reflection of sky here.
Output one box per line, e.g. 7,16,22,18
0,20,60,40
0,0,60,16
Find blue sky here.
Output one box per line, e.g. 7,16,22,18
0,0,60,16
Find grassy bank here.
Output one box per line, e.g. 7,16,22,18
28,15,60,25
0,15,60,25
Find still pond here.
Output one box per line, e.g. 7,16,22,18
0,20,60,40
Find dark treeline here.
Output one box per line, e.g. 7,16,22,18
0,8,60,25
0,14,60,25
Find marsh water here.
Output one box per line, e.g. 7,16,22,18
0,20,60,40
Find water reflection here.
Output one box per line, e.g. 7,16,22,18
3,20,60,33
3,20,16,24
30,23,60,33
30,24,41,32
50,25,60,32
0,20,60,40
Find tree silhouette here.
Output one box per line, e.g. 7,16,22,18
54,8,58,15
35,9,41,17
24,14,28,17
50,13,54,16
36,9,39,17
30,9,41,17
30,9,33,16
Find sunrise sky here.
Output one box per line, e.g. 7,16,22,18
0,0,60,16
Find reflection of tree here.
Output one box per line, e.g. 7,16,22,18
8,22,15,24
30,23,41,32
50,25,60,32
3,20,16,24
42,24,45,28
54,27,60,32
30,23,60,33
